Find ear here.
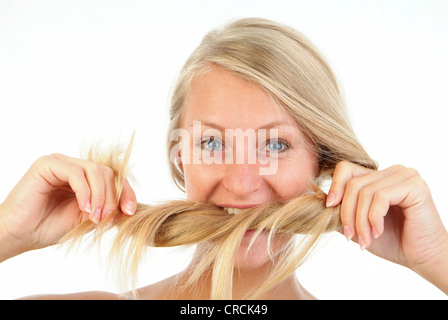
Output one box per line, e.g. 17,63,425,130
176,150,184,173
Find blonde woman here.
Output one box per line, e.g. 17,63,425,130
0,18,447,299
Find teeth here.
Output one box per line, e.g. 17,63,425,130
222,207,244,215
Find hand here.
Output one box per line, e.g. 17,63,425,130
326,161,448,274
0,153,137,257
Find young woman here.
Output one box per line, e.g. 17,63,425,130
0,18,447,299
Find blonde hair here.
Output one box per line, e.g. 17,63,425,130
62,18,377,299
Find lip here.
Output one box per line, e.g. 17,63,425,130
217,204,261,209
244,229,256,237
243,229,270,239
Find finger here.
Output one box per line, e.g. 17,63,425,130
326,161,372,208
367,169,422,239
331,161,374,241
340,174,370,243
48,154,134,220
354,166,415,249
41,155,91,214
339,165,405,245
102,166,118,220
84,163,107,224
67,166,92,215
119,179,137,216
367,189,389,240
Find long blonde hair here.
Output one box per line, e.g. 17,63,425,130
61,18,377,299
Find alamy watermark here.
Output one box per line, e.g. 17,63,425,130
169,121,280,175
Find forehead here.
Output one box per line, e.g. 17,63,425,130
181,66,297,130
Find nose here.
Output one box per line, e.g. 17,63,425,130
222,162,263,197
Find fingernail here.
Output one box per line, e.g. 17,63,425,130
103,209,114,218
84,200,91,214
125,202,136,215
91,208,101,224
372,228,379,239
326,193,335,207
358,236,366,251
343,226,352,241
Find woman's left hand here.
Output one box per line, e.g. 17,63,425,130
327,161,448,292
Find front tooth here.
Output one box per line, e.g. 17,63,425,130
224,207,243,215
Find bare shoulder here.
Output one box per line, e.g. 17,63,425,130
133,275,179,299
18,291,120,300
19,275,179,300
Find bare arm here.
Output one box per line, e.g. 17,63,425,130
18,291,119,300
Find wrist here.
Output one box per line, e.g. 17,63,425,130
411,232,448,295
0,203,25,262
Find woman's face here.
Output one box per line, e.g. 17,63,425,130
179,66,318,270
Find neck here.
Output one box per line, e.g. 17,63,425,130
168,260,313,300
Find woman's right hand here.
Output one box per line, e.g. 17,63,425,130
0,153,137,259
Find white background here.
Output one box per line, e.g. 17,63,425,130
0,0,447,299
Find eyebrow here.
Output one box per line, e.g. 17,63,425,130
188,120,297,131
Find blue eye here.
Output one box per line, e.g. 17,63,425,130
267,140,290,153
201,137,222,151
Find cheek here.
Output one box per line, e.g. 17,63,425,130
269,153,318,199
183,163,221,201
